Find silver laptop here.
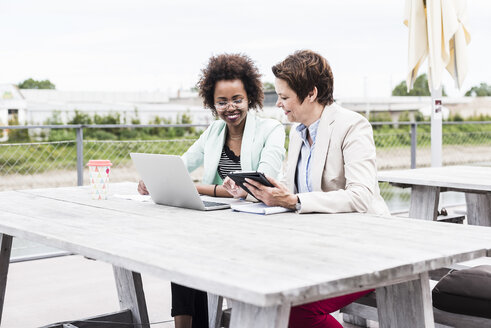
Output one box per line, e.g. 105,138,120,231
130,153,230,211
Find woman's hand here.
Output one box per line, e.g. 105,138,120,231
137,180,149,195
244,175,297,209
222,177,248,199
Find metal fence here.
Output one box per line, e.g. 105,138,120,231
372,121,491,170
1,121,491,192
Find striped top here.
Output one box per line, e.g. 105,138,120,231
217,144,241,180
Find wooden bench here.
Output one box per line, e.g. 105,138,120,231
221,286,491,328
390,207,466,224
341,257,491,328
436,213,465,224
341,287,491,328
41,309,133,328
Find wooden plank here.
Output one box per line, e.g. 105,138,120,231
0,234,12,324
42,309,133,328
378,166,491,192
448,256,491,270
341,289,491,328
220,308,232,328
207,293,223,328
228,299,290,328
409,186,440,220
376,273,434,328
112,267,149,328
342,313,368,327
342,300,491,328
465,193,491,226
342,302,378,322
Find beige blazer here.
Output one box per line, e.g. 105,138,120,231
286,103,390,215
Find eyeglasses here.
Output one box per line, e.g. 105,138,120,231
215,98,245,111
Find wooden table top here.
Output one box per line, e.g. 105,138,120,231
378,165,491,192
1,182,491,307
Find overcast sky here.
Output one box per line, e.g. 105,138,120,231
1,0,490,98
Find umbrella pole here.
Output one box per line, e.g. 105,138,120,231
430,86,443,167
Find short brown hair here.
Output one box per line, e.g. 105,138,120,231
198,53,264,117
272,50,334,106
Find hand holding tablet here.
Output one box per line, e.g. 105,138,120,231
227,171,273,199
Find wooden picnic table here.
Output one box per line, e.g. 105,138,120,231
1,182,491,328
378,165,491,225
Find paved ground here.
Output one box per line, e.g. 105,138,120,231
3,255,368,328
4,255,173,328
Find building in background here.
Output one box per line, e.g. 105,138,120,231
0,84,27,141
18,88,214,125
1,85,489,131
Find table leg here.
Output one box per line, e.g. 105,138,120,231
113,266,150,328
376,272,434,328
409,186,440,221
0,234,13,325
228,299,290,328
465,193,491,226
208,293,224,328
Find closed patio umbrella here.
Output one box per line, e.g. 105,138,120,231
404,0,471,166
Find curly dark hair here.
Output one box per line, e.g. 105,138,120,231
198,53,264,117
272,50,334,107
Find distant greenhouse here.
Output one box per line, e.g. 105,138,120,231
16,88,217,126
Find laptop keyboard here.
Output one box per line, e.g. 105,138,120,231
203,200,228,207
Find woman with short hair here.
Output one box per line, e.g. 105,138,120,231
224,49,389,327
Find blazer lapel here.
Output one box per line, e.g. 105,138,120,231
311,104,337,191
204,122,226,183
286,125,302,192
240,113,255,171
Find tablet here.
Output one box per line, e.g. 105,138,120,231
227,171,274,199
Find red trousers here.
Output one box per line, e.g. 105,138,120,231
288,290,373,328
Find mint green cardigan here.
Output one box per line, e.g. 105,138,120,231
181,113,286,185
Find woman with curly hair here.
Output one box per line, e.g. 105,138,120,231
138,53,285,328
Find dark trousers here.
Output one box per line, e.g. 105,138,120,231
171,283,209,328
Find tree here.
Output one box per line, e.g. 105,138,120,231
392,74,447,96
18,78,56,89
465,83,491,97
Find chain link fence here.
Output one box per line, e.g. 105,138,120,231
374,129,491,170
1,122,491,191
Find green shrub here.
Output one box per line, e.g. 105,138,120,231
7,118,30,142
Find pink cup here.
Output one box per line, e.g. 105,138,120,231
87,160,112,200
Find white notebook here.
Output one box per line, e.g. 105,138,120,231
231,203,292,215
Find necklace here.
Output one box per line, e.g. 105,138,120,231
228,134,242,140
